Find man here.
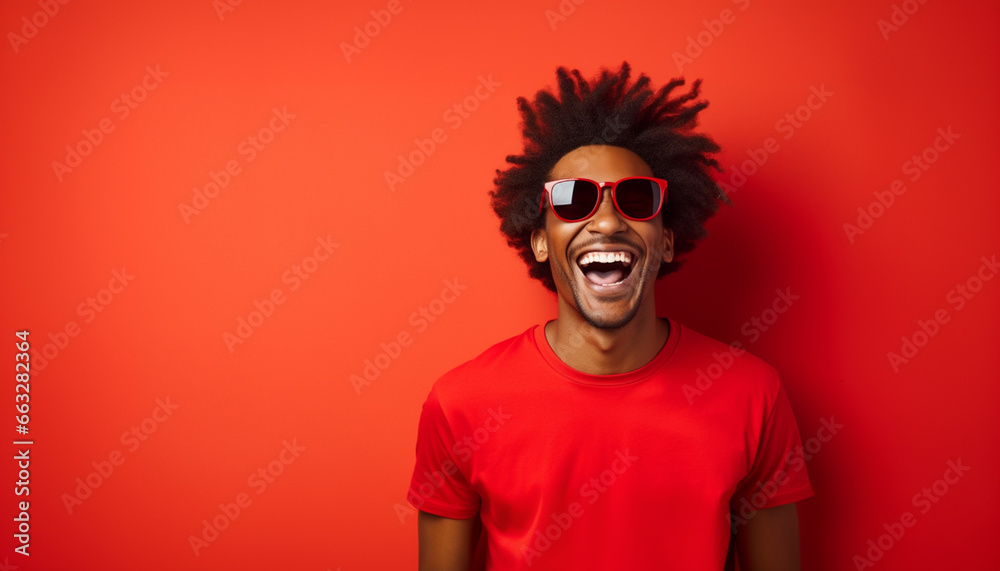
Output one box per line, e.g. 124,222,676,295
407,62,813,570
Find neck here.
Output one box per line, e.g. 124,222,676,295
545,299,669,375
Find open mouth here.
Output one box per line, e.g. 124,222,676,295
577,250,635,286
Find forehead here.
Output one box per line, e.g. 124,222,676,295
548,145,653,181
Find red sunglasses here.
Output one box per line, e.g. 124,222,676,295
539,177,668,222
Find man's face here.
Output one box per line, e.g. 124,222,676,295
531,145,674,330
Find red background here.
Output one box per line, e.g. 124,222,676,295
1,0,998,569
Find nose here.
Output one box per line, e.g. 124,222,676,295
585,185,628,234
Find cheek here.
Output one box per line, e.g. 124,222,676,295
548,225,581,254
642,229,670,263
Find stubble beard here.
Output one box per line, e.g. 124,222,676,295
558,259,656,331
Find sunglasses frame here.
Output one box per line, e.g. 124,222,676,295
540,177,668,223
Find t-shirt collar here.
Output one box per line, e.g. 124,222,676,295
531,317,681,387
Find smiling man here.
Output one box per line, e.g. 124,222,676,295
407,63,813,570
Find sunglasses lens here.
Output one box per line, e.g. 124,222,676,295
616,178,662,219
551,180,599,221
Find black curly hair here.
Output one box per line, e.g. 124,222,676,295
489,61,730,293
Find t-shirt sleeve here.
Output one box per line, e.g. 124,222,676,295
731,383,814,511
407,387,481,519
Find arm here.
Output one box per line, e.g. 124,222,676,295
735,503,802,571
418,510,479,571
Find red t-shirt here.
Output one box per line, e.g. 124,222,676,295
407,318,813,569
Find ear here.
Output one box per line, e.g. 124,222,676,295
530,228,549,262
662,228,674,263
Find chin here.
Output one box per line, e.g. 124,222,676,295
580,309,640,330
571,285,645,330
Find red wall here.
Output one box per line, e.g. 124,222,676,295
2,0,997,569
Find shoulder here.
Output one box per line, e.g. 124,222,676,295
673,320,782,403
427,324,538,401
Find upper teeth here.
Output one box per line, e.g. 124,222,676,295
579,251,632,266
